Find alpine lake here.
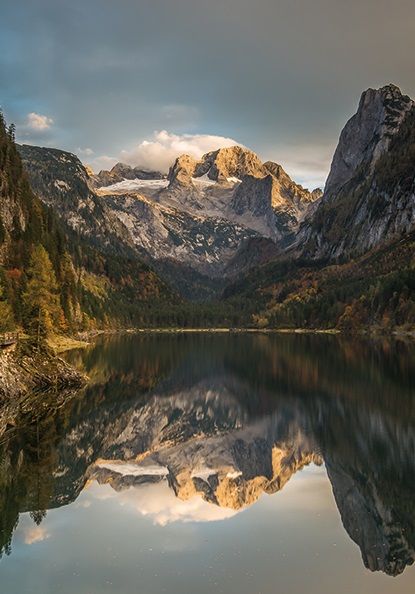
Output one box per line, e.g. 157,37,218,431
1,331,415,594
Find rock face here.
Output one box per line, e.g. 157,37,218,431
195,146,266,182
18,145,135,255
324,84,413,202
105,192,257,279
299,84,415,258
168,146,265,186
90,162,165,188
0,344,87,400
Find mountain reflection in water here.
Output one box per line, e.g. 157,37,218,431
1,333,415,578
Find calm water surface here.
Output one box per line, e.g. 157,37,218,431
1,332,415,593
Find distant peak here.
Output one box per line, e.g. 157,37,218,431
359,83,413,109
199,146,265,182
381,82,402,93
322,83,415,201
202,145,250,159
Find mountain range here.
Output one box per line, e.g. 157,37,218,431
1,83,415,330
18,142,322,299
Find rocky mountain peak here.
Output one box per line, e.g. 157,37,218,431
324,83,414,201
263,160,321,208
197,146,266,182
167,146,265,188
297,83,415,259
167,154,199,186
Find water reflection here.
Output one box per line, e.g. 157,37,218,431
1,333,415,577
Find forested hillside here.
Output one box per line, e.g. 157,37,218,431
0,111,178,338
223,229,415,331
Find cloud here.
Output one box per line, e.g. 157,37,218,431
24,525,50,545
90,480,240,526
119,130,243,173
77,147,94,155
27,112,54,130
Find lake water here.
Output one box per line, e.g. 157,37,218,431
1,332,415,593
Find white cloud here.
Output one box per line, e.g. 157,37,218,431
119,130,243,173
90,480,240,526
24,525,50,545
77,147,94,155
27,112,54,130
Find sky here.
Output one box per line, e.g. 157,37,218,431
1,0,414,189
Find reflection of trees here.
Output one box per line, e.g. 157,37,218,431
0,476,19,558
24,416,59,525
0,334,180,557
0,407,62,558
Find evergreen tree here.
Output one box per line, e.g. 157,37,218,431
22,245,62,346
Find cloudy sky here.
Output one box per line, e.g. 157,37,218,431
1,0,414,188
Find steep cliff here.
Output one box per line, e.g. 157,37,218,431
18,145,135,255
299,84,415,258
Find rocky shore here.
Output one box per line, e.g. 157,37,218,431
0,343,87,401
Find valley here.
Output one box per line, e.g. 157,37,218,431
0,83,414,337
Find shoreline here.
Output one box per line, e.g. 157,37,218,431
93,326,415,337
68,325,415,343
1,325,413,424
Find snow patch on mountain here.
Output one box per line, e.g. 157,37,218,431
99,178,169,193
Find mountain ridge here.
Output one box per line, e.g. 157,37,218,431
21,143,321,297
12,83,415,329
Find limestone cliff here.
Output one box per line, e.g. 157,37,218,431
299,84,415,258
324,84,413,202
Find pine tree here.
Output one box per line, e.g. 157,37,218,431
22,245,62,346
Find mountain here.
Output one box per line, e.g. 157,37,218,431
299,84,415,258
20,143,320,298
0,137,178,332
221,84,415,331
12,83,415,328
89,162,165,188
160,146,319,240
18,145,135,255
0,114,88,333
96,146,320,296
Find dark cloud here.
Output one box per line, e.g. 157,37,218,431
1,0,414,186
